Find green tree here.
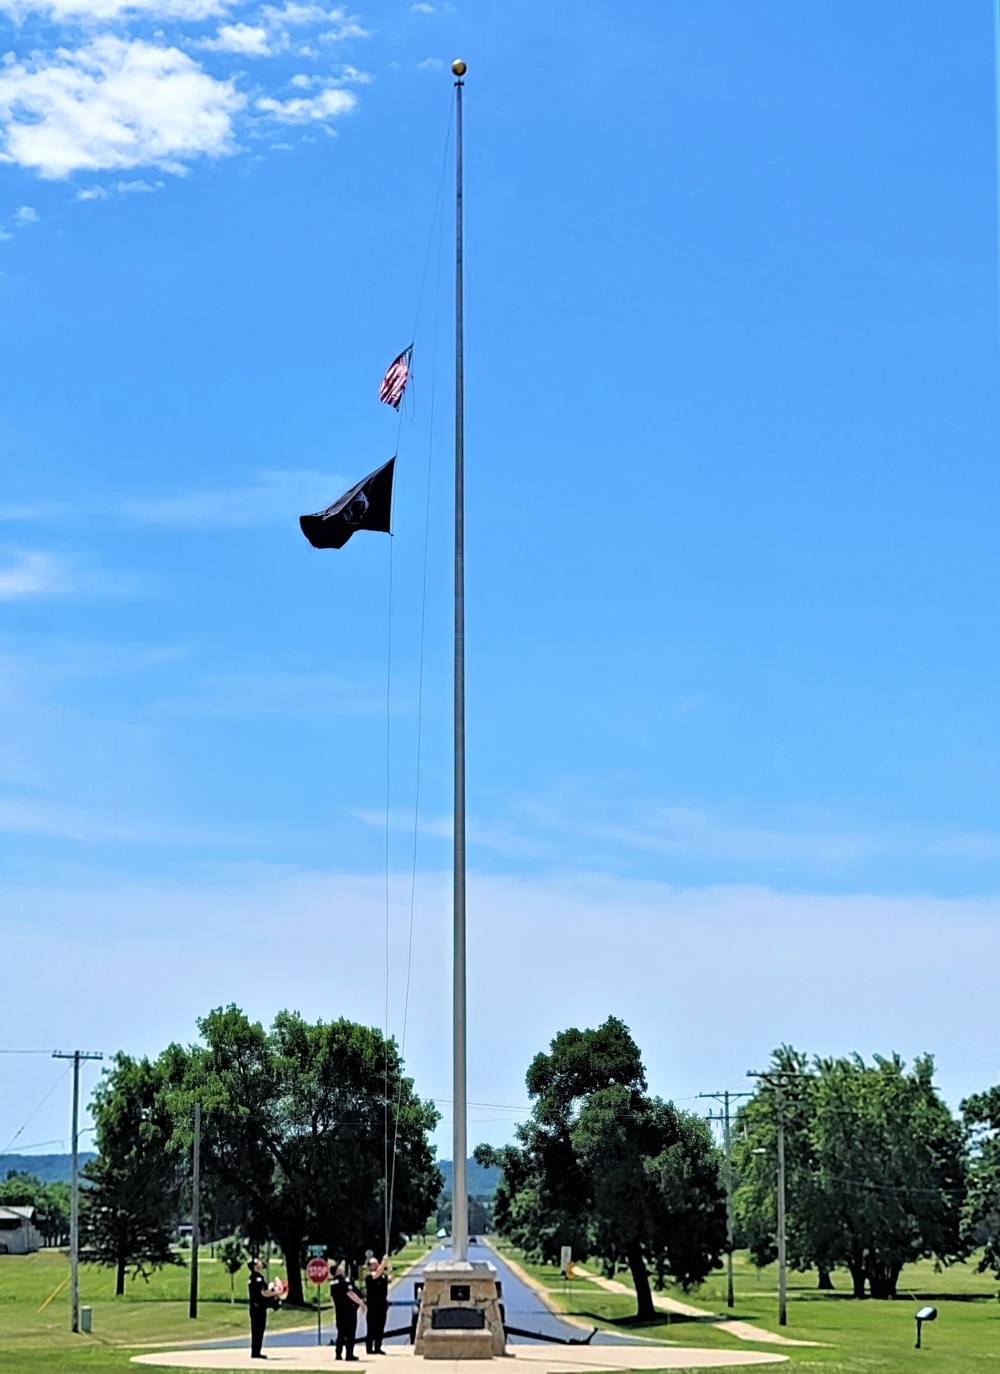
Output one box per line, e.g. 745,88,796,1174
173,1006,441,1306
82,1053,184,1295
734,1049,967,1299
962,1083,1000,1278
217,1233,247,1303
0,1172,71,1246
477,1017,726,1321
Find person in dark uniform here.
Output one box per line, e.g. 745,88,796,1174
330,1262,365,1360
248,1257,277,1359
364,1255,390,1354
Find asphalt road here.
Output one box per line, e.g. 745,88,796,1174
247,1241,628,1351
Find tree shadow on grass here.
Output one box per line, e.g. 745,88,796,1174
575,1309,760,1331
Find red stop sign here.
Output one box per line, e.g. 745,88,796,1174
306,1258,330,1285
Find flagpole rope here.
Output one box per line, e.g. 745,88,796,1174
383,94,454,1248
383,518,393,1257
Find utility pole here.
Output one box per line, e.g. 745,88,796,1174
747,1069,808,1327
699,1090,750,1309
53,1049,103,1333
189,1101,201,1319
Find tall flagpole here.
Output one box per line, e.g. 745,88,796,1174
451,55,468,1266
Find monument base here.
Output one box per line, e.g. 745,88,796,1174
413,1260,506,1360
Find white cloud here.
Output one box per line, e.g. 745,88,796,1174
256,83,355,124
0,549,125,599
75,183,108,198
201,22,272,55
118,469,345,527
14,204,38,221
0,469,345,528
0,0,225,20
116,176,161,191
0,36,244,179
5,869,1000,1155
411,2,435,11
415,56,441,71
260,1,365,33
154,670,383,719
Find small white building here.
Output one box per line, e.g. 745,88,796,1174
0,1204,42,1254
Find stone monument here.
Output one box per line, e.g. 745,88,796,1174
413,1259,506,1360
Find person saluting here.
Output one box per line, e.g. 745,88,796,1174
364,1254,391,1355
330,1261,365,1361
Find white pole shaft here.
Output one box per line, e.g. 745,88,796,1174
451,67,468,1266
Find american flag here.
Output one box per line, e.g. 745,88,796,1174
379,346,412,409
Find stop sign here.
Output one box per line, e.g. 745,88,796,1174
306,1257,330,1285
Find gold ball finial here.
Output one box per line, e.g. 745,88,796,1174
451,59,467,77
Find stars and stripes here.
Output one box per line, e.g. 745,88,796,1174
379,346,412,409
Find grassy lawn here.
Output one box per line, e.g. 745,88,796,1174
491,1240,1000,1372
0,1237,433,1374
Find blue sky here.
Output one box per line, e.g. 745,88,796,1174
3,1,1000,1158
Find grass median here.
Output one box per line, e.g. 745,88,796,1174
0,1238,432,1374
490,1239,1000,1372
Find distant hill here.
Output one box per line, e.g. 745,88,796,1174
0,1154,96,1184
437,1158,500,1200
1,1152,500,1199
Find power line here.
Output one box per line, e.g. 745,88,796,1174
3,1065,71,1152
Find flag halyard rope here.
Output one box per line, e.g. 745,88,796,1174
382,92,454,1253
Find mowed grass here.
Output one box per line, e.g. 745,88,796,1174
492,1240,1000,1372
0,1238,432,1374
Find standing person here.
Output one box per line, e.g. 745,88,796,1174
364,1255,390,1355
330,1262,365,1361
247,1258,275,1360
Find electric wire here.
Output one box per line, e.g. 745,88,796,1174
3,1065,71,1153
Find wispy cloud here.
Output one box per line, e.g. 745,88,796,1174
356,783,1000,876
154,670,383,719
415,56,442,72
0,469,345,530
0,550,127,600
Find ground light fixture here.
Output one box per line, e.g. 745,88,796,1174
915,1305,937,1348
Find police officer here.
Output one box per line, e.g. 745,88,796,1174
364,1255,390,1354
330,1262,365,1361
247,1258,274,1359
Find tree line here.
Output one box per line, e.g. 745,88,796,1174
54,1006,1000,1313
0,1172,71,1245
478,1018,1000,1314
79,1005,441,1305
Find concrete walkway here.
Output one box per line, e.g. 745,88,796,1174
568,1269,817,1349
132,1342,788,1371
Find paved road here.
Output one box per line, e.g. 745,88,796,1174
248,1241,628,1351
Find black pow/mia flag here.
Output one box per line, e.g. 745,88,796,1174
299,457,395,550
